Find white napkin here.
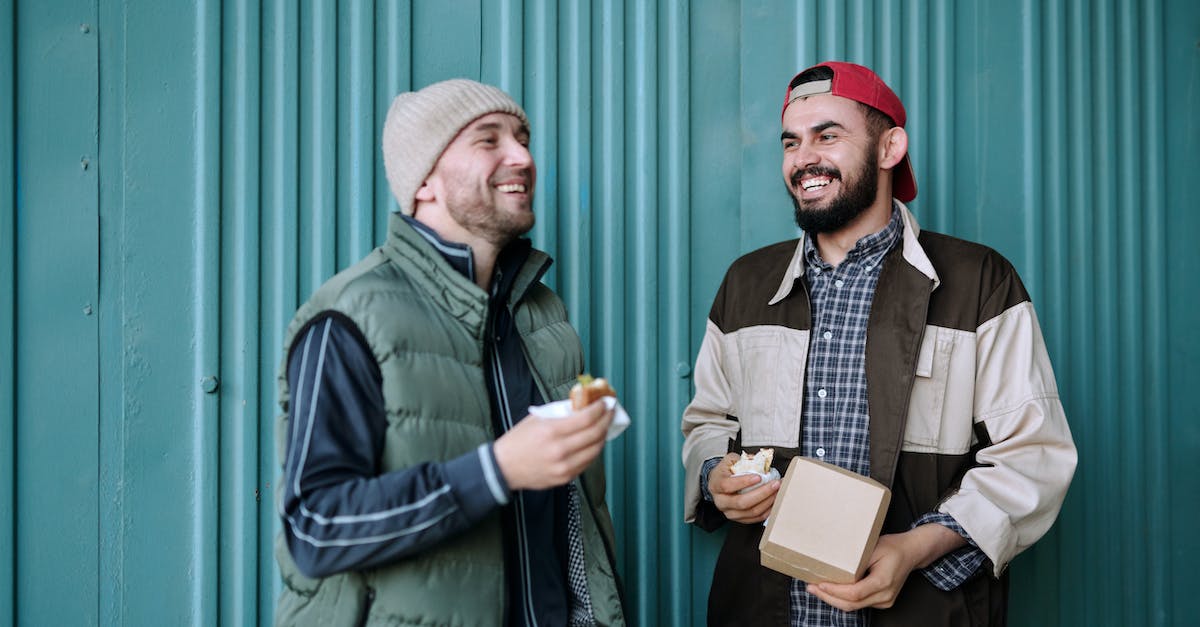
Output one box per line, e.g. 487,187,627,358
527,396,631,441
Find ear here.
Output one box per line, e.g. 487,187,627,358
878,127,909,170
414,178,436,202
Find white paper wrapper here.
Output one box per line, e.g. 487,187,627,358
732,467,781,494
527,396,631,441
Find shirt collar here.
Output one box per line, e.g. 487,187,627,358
768,201,939,305
801,204,903,273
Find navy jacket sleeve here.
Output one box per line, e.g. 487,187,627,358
280,313,511,579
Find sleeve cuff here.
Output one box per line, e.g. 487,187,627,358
442,444,511,522
699,456,723,502
914,511,987,591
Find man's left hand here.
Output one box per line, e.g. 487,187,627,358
806,523,966,612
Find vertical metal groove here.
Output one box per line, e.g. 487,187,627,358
259,2,301,621
373,0,411,238
525,2,558,272
1092,2,1124,622
1114,4,1146,627
659,3,689,625
557,0,589,342
931,0,955,237
1139,2,1170,623
625,1,658,622
1040,3,1075,624
337,2,374,264
592,0,627,555
218,0,261,624
0,0,13,624
299,0,337,297
192,0,222,624
481,0,523,93
1068,2,1102,625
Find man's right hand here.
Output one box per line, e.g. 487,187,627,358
708,452,780,523
493,399,614,491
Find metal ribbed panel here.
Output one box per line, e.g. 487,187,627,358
13,2,100,625
0,0,14,624
219,2,262,626
4,1,1198,626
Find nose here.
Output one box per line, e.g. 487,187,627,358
783,142,819,183
789,140,820,170
505,137,533,169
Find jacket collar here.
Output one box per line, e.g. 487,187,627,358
387,212,552,305
767,201,940,305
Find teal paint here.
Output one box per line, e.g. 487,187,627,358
1164,5,1199,627
0,0,14,625
219,2,262,626
2,1,1197,625
14,1,100,625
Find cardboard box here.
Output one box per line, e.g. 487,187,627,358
758,456,891,584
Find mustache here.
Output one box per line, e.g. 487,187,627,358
790,166,841,188
491,167,533,187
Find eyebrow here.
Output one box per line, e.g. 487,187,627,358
781,120,845,142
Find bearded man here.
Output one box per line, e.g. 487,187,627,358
273,79,626,627
681,62,1076,626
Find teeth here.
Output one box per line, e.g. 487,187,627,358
801,178,831,191
496,183,526,193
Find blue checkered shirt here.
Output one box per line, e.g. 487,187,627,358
702,206,986,626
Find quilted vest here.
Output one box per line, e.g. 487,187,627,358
273,214,624,626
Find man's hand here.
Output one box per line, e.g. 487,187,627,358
806,523,967,611
707,452,780,524
493,399,614,491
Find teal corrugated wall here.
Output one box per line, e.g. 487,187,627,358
2,1,1198,625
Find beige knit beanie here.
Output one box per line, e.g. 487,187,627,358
382,78,529,216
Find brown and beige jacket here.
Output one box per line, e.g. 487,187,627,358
681,204,1076,626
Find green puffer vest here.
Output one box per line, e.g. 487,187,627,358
273,214,625,627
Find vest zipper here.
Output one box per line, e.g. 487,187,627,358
355,585,376,627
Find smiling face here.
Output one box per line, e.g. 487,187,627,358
416,111,537,248
781,93,890,234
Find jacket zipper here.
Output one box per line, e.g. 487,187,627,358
355,586,376,627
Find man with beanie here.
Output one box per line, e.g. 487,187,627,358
681,62,1076,625
273,79,626,627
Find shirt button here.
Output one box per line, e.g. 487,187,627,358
817,388,827,398
834,279,845,288
823,330,833,340
816,447,826,457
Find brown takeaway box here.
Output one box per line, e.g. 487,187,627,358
758,456,891,584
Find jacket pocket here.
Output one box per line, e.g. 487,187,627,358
905,327,953,450
733,325,807,447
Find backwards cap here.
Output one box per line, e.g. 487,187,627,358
782,61,917,202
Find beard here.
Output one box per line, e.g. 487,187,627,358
787,152,879,235
444,169,536,247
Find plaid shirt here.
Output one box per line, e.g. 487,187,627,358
696,207,986,626
790,206,985,626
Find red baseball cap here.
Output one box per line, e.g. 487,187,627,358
782,61,917,202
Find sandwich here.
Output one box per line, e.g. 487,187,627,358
570,374,616,410
730,448,774,475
